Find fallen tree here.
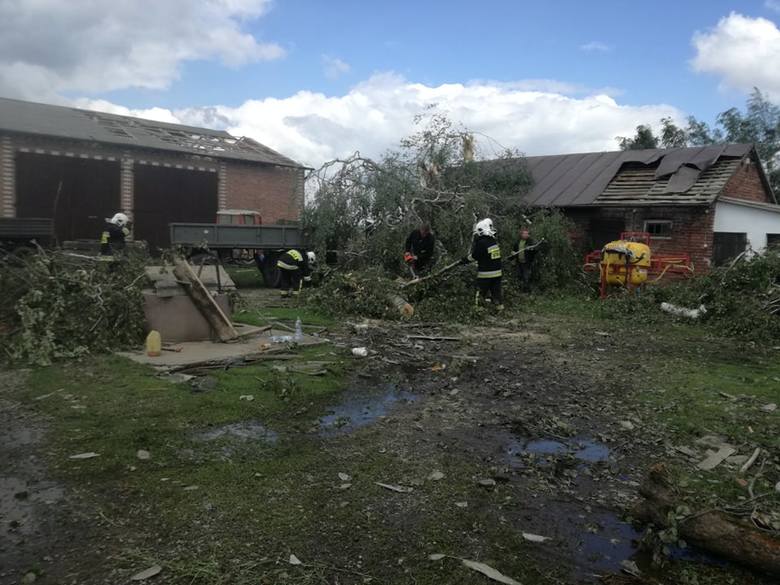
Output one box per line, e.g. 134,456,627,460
0,247,147,365
633,463,780,576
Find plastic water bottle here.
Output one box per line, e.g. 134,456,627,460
294,317,303,341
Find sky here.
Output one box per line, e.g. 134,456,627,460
1,0,780,167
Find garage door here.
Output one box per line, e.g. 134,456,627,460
15,152,120,243
133,165,218,250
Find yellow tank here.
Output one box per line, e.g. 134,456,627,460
601,240,651,286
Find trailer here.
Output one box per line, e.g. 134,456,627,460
170,213,308,286
0,217,54,251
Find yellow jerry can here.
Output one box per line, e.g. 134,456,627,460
601,240,651,286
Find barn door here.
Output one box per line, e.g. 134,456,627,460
712,232,747,265
589,219,625,250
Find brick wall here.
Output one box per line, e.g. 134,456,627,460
564,205,715,272
223,161,304,223
722,157,774,203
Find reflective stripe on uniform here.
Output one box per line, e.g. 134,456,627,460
277,260,298,271
477,269,502,279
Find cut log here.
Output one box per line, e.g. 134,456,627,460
173,257,239,342
632,464,780,576
388,294,414,318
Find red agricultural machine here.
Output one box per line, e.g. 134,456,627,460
583,231,694,298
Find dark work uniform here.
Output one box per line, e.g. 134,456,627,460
276,249,309,292
404,230,435,271
467,235,503,304
100,222,128,256
512,238,537,290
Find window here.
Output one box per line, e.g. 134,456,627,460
768,234,780,249
644,220,672,239
713,232,747,266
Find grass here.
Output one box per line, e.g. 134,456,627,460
225,265,265,288
234,306,336,328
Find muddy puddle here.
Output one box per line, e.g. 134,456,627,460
507,435,610,465
318,384,418,435
193,420,279,444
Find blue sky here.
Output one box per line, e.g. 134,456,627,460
2,1,780,165
99,0,775,120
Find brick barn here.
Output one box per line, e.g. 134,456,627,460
521,144,780,269
0,97,305,249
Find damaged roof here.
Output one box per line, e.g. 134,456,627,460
521,143,774,206
0,97,303,168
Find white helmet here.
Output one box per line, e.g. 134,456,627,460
307,251,317,265
473,218,496,237
108,213,129,227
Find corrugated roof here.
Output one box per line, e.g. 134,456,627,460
0,97,303,168
521,144,756,206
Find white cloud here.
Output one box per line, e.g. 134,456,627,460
766,1,780,13
76,73,682,168
692,12,780,99
0,0,284,100
322,55,351,80
580,41,611,52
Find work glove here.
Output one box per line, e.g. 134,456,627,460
404,252,415,263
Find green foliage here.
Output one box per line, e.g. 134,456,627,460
519,209,581,291
0,249,147,365
616,124,660,150
307,270,406,320
598,249,780,343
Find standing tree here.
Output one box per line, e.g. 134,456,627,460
616,124,660,150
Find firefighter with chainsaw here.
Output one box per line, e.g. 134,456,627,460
100,212,131,258
403,223,435,277
461,218,504,311
276,249,314,297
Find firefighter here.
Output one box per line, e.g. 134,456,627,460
462,218,503,310
512,227,537,291
276,248,311,297
403,223,435,277
100,213,130,257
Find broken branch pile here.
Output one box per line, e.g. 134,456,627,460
0,248,147,365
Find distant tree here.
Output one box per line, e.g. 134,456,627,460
616,124,659,150
626,88,780,194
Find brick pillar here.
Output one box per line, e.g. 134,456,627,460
120,157,134,218
218,161,227,209
0,135,15,218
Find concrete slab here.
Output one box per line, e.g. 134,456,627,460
119,327,325,368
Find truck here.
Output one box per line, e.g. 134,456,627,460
169,209,309,286
0,217,54,252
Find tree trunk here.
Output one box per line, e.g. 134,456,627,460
173,257,239,342
632,464,780,576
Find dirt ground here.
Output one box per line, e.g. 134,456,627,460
1,292,778,584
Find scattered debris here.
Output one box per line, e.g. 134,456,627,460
136,449,151,460
740,448,761,474
521,532,551,543
455,501,468,508
183,485,199,491
239,394,255,401
288,554,302,565
375,482,413,493
352,347,369,358
130,564,162,581
461,559,522,585
477,478,496,488
618,420,635,431
697,445,737,471
761,403,777,412
21,572,37,584
660,302,707,319
338,472,351,482
69,452,100,460
429,555,521,585
428,470,445,481
620,559,641,577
